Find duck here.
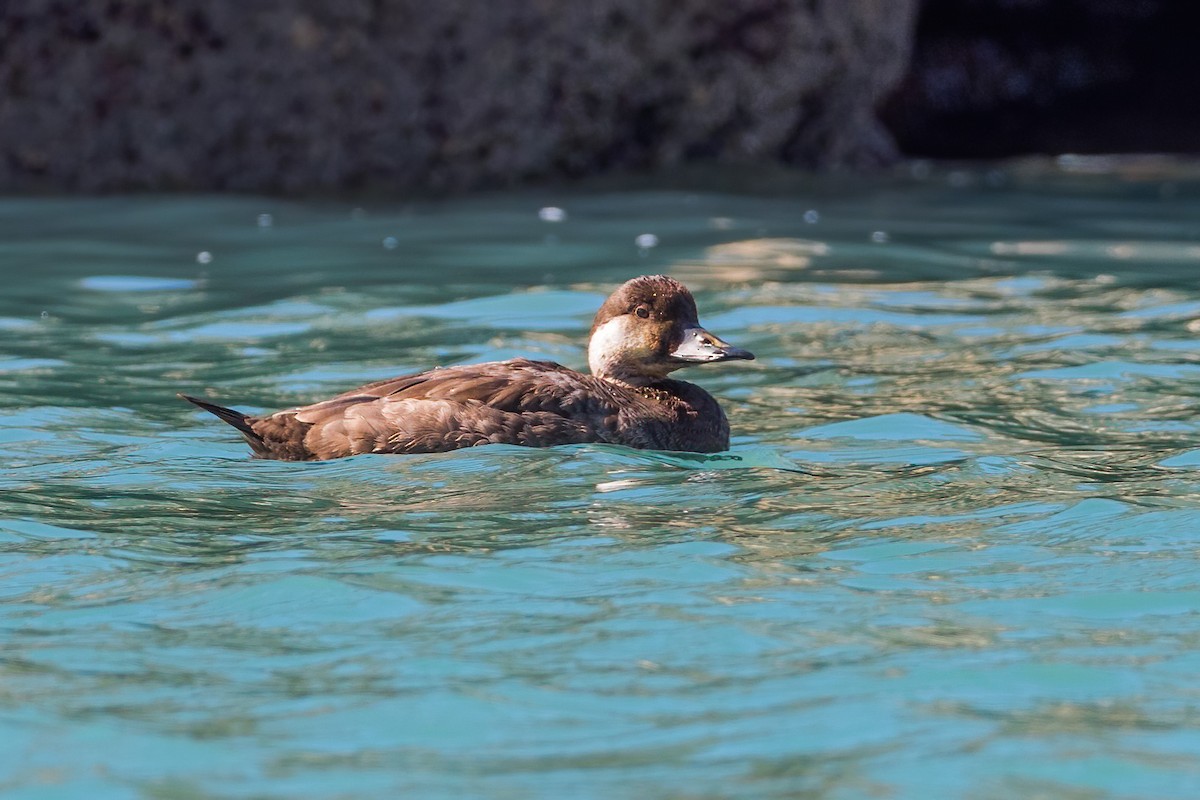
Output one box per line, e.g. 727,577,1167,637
180,275,754,460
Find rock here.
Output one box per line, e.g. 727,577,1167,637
0,0,918,192
883,0,1199,158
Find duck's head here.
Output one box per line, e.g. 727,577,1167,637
588,275,754,384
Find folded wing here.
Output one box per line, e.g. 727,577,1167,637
252,359,625,459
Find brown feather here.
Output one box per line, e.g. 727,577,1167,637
180,276,749,460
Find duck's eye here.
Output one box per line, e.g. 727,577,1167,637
635,306,650,319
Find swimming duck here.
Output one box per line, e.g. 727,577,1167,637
181,275,753,460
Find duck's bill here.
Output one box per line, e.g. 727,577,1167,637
669,326,755,363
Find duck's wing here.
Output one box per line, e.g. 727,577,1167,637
250,359,626,459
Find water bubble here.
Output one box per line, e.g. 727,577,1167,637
257,213,274,228
803,209,820,224
196,251,213,264
382,236,399,250
40,311,48,319
708,217,734,230
538,206,567,223
870,231,889,244
635,233,659,249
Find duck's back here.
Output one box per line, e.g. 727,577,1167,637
247,359,630,460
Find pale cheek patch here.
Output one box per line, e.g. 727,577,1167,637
588,318,626,375
588,317,653,375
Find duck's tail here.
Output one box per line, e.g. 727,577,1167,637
178,393,266,452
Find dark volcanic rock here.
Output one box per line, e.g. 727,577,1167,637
0,0,918,192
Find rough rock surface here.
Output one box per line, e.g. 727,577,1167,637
0,0,918,192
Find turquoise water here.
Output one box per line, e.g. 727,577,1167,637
4,161,1200,797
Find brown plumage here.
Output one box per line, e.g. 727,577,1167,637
181,275,754,460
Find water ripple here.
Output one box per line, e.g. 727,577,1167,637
4,171,1200,797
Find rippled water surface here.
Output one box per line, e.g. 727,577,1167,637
5,162,1200,797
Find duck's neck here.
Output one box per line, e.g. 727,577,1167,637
593,365,667,388
592,363,682,404
589,348,672,389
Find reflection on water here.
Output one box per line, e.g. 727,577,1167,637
3,162,1200,797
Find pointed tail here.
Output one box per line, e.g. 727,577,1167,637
178,393,266,450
